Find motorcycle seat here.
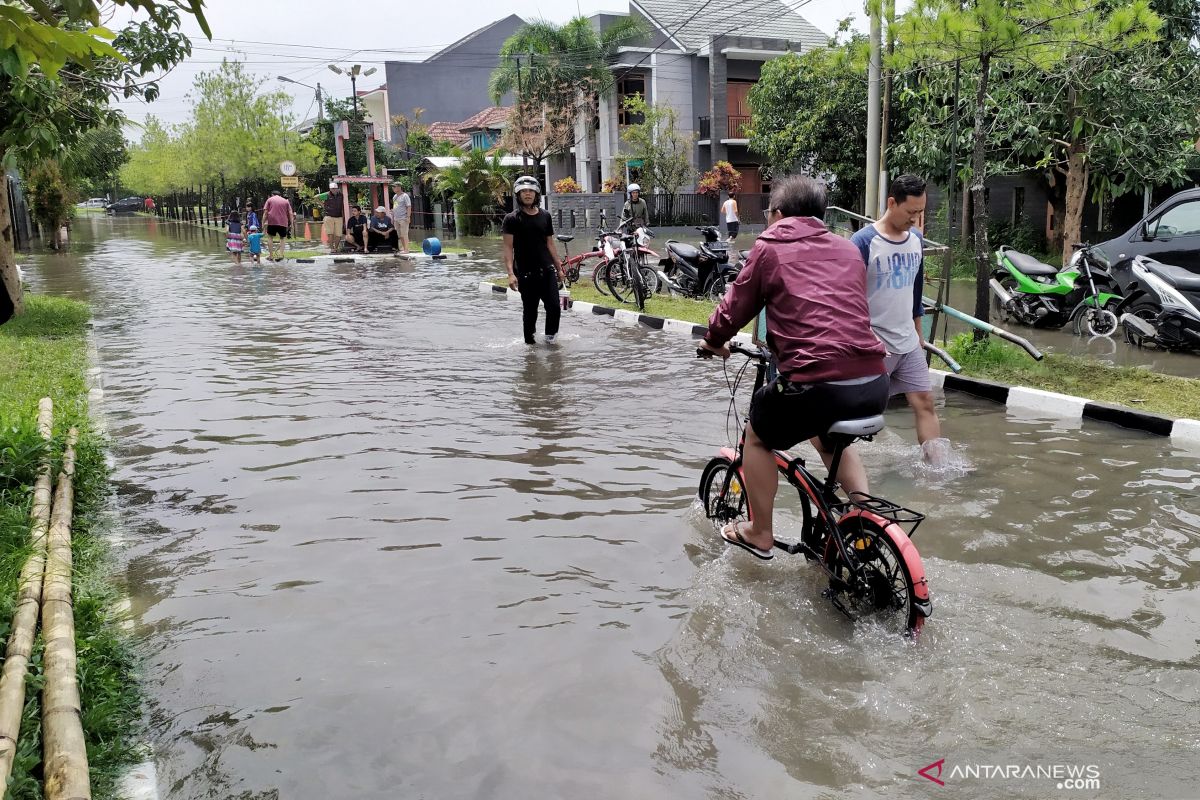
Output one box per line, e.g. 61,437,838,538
555,234,575,243
668,241,700,261
1003,249,1058,276
1144,260,1200,290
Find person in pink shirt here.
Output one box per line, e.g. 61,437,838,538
262,190,294,261
698,175,888,561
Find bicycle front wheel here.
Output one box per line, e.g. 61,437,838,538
823,515,924,636
698,457,748,524
592,258,611,296
606,260,635,304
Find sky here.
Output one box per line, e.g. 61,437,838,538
115,0,882,138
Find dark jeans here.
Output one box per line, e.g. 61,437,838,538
367,228,398,250
517,266,560,341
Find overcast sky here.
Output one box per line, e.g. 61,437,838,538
115,0,882,137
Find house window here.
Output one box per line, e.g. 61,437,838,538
618,76,645,125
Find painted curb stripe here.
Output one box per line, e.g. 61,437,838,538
1172,418,1200,446
1082,401,1174,436
592,305,614,316
491,284,506,294
943,374,1010,404
639,314,666,330
1007,386,1087,418
692,324,709,338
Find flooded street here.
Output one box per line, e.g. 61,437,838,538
20,215,1200,799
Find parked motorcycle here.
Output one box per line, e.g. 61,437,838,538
990,243,1122,337
657,225,742,300
1114,255,1200,350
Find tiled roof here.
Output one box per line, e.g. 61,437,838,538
457,106,511,132
356,83,387,97
632,0,828,52
425,122,469,144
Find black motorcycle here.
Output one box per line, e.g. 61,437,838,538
657,225,742,300
1114,255,1200,350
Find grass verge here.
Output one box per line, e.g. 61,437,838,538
0,295,145,800
946,333,1200,419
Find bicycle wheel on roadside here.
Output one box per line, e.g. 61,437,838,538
606,260,635,304
698,457,748,525
592,258,611,296
823,514,923,636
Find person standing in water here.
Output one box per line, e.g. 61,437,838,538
721,190,740,242
503,176,565,345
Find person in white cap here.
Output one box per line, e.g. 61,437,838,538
366,205,399,252
320,181,344,253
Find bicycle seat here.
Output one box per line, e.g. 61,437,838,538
827,415,885,438
556,234,575,243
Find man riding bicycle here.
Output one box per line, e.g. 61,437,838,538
698,175,889,560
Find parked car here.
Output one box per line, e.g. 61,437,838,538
77,197,107,208
1093,188,1200,274
106,197,143,214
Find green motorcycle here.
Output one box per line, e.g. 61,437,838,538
990,243,1123,337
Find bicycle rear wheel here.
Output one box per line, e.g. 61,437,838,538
592,258,611,296
698,457,748,524
606,260,635,304
823,515,923,636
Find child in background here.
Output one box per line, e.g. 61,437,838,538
226,211,244,264
246,225,263,264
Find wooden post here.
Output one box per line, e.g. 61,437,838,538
41,428,90,800
0,399,53,791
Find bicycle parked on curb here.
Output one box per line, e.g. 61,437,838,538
696,342,932,636
601,220,660,311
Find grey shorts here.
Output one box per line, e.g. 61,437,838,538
884,347,932,396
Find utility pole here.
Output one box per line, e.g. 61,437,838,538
878,0,895,212
316,83,325,121
865,2,883,219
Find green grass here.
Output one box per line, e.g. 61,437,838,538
0,295,146,800
493,275,730,328
947,333,1200,419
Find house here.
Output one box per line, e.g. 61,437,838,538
555,0,829,194
384,16,524,149
357,84,391,143
457,106,510,152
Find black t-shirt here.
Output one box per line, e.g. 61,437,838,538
347,214,367,234
502,208,554,271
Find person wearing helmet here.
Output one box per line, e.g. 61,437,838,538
503,176,565,344
622,183,649,229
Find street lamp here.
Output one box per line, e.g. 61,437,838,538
328,64,376,120
276,75,324,120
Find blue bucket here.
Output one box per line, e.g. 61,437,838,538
422,237,442,256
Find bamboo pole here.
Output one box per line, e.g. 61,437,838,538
41,428,91,800
0,399,54,795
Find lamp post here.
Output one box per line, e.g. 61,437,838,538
276,76,324,120
328,64,376,120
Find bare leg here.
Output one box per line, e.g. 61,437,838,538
907,391,941,445
810,438,869,497
731,422,779,552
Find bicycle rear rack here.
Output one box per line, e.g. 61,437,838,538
841,492,925,538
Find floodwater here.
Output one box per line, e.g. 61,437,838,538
18,214,1200,799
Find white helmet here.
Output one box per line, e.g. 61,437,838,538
628,183,641,194
513,175,542,197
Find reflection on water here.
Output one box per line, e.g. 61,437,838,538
19,217,1200,799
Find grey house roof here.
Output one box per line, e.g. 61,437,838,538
632,0,829,52
427,14,525,61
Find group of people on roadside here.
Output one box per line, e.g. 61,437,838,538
224,191,295,265
504,171,944,560
319,181,413,255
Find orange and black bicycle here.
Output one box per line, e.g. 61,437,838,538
697,342,932,637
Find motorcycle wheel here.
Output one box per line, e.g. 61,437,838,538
1123,301,1162,348
1071,303,1119,337
707,276,728,301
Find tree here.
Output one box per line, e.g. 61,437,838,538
62,124,128,200
618,95,694,196
25,159,75,249
747,37,877,207
1,1,206,322
488,15,648,182
430,148,514,236
894,0,1160,332
501,101,574,179
698,161,741,198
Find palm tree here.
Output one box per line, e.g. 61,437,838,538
430,148,514,236
488,15,648,176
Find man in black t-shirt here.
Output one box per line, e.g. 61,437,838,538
502,176,565,344
343,206,368,251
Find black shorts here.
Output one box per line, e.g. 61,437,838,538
748,373,889,450
266,224,289,238
727,221,740,237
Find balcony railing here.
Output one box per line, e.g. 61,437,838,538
697,116,751,141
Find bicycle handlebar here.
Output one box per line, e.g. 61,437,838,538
695,341,767,360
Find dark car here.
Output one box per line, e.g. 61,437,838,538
106,196,143,214
1093,188,1200,274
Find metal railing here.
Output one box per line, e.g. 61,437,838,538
727,116,751,139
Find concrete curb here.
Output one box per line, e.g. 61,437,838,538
478,281,1199,443
85,326,162,800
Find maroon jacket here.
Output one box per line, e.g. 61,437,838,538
705,216,886,383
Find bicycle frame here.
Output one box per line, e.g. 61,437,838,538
707,345,931,620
